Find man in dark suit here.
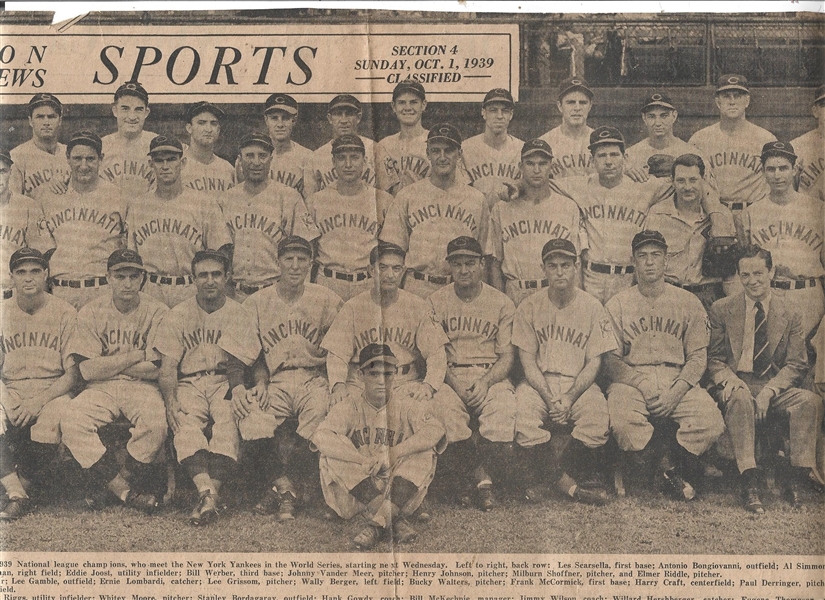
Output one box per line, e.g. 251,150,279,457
708,244,822,513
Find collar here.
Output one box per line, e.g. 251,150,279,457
744,291,771,315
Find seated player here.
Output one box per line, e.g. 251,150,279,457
312,344,446,550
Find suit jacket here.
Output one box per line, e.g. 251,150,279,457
707,292,809,394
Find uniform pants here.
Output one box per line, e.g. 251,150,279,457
143,280,197,309
51,284,109,311
772,284,825,337
448,365,516,443
173,375,239,462
504,282,545,308
582,269,634,305
62,380,168,468
315,270,372,302
0,380,70,444
607,365,724,456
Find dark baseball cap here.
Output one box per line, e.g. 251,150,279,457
521,138,554,159
447,236,483,260
114,81,149,104
264,93,299,116
277,235,313,257
558,77,594,101
632,230,668,253
107,248,145,272
760,141,797,163
238,131,274,153
0,148,13,167
192,248,232,273
483,88,515,108
9,247,48,272
814,84,825,104
186,101,225,122
641,92,675,112
427,123,462,148
359,343,398,370
393,80,426,101
67,130,103,155
370,241,406,265
148,135,184,156
328,94,362,113
715,74,749,94
589,126,625,151
541,239,577,262
28,93,62,115
332,134,366,155
647,154,676,179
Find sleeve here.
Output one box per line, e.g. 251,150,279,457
707,299,737,386
204,198,232,250
153,311,185,362
321,289,345,333
677,298,710,387
374,140,399,193
486,202,504,261
67,307,103,360
740,207,753,243
125,202,137,251
219,300,263,366
586,302,619,360
144,305,169,363
414,302,450,360
604,296,626,357
511,301,537,354
9,156,25,196
375,189,393,227
495,297,516,354
28,197,54,253
59,306,78,368
320,303,357,363
287,190,320,242
407,400,445,440
476,192,491,251
316,398,356,437
767,310,810,393
378,191,411,250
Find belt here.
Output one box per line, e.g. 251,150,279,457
449,362,494,369
237,281,274,295
184,369,227,378
2,289,12,300
673,281,720,293
584,260,634,275
51,276,108,289
723,201,751,211
771,277,821,290
514,278,548,290
148,274,193,286
321,267,371,282
410,270,452,285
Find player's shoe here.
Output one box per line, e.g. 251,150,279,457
391,518,418,544
521,485,545,504
353,523,383,550
253,488,280,516
0,497,31,521
413,499,431,523
189,492,219,526
782,480,802,509
123,489,159,514
740,469,765,514
662,468,696,501
477,485,497,511
278,491,297,521
572,484,609,506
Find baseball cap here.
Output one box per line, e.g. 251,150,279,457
107,248,145,272
715,74,750,94
541,239,577,262
238,131,274,153
67,129,103,155
358,343,398,370
641,92,675,112
9,247,48,272
393,80,426,102
647,154,676,179
427,123,462,148
114,81,149,104
588,126,625,151
186,101,225,122
446,236,483,260
483,88,515,108
631,230,668,253
148,135,184,156
814,84,825,105
521,138,554,159
332,134,366,155
370,241,406,265
277,235,313,257
760,141,797,163
558,77,594,101
28,93,62,115
264,93,299,116
192,248,232,272
328,94,361,113
0,148,13,167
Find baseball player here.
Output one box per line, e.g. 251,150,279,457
307,134,392,301
488,139,585,306
539,77,595,180
427,236,516,510
9,93,69,200
790,84,825,201
313,344,445,550
309,95,376,193
380,124,489,299
511,239,616,505
100,82,157,197
180,101,236,196
0,248,77,520
741,141,825,336
127,134,232,308
375,80,431,196
156,248,254,525
37,130,127,310
221,132,319,302
604,230,725,500
222,236,342,521
61,249,169,513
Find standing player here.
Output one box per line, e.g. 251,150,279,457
428,237,516,510
9,93,69,200
100,82,157,197
62,249,169,513
380,124,489,299
313,344,445,550
375,80,430,196
127,135,232,308
181,101,236,197
221,132,318,302
38,130,126,309
539,77,595,180
0,248,77,520
307,134,392,301
791,85,825,201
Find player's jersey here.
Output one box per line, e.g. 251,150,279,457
235,141,314,198
512,288,616,377
127,188,231,276
688,122,775,206
322,289,447,379
742,193,825,279
374,130,430,194
790,129,824,201
219,182,318,286
0,193,47,291
487,194,583,282
9,140,69,199
539,126,593,179
0,295,76,384
625,137,718,191
37,180,127,280
69,292,168,382
460,133,523,198
154,296,255,376
380,178,489,277
100,130,157,197
309,136,377,193
428,283,515,365
239,283,342,373
181,149,236,197
645,199,715,286
605,284,708,368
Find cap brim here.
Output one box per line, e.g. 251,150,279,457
589,139,624,149
332,144,365,153
108,262,145,271
483,98,515,107
328,102,361,112
265,105,298,115
427,135,461,147
190,107,225,119
361,355,399,369
522,148,553,159
10,258,48,270
30,99,62,111
716,85,749,93
278,244,312,256
761,149,797,161
632,241,668,252
542,249,577,260
149,146,183,155
447,250,483,260
643,101,675,111
560,85,594,99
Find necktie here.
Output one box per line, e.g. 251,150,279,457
752,301,771,378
